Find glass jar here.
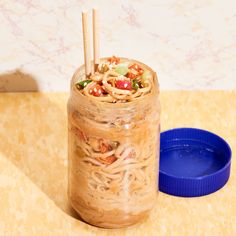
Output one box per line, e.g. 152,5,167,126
67,58,161,228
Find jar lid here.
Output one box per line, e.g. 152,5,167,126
159,128,232,197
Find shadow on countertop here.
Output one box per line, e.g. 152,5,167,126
0,70,84,222
0,69,39,92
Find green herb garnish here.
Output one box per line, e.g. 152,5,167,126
76,79,92,89
132,79,139,90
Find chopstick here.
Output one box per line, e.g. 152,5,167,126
93,8,100,71
82,11,91,77
82,9,100,77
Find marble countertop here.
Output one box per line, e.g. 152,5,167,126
0,0,236,91
0,91,235,235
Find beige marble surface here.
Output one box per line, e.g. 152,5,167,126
0,0,236,91
0,91,235,235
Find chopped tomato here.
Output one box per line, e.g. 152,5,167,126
99,139,109,153
89,84,105,97
108,56,120,65
129,63,144,75
96,155,117,165
115,80,132,90
105,155,117,164
100,143,108,153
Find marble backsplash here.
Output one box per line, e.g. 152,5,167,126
0,0,235,92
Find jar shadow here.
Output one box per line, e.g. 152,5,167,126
0,69,39,92
0,70,83,222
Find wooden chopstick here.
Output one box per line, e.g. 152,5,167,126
93,8,100,71
82,11,91,77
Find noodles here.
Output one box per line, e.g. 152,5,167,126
68,57,160,228
76,57,153,103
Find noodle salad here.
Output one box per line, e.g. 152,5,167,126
75,56,153,103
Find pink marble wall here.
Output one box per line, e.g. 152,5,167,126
0,0,235,91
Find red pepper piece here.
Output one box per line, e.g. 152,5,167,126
115,80,132,90
89,84,105,97
108,56,120,65
96,155,117,165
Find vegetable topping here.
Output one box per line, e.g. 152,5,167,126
89,84,105,97
76,56,153,101
108,56,120,65
115,80,132,90
76,79,92,89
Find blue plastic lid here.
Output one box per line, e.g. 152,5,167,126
159,128,232,197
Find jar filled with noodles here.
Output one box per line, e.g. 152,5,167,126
67,57,161,228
